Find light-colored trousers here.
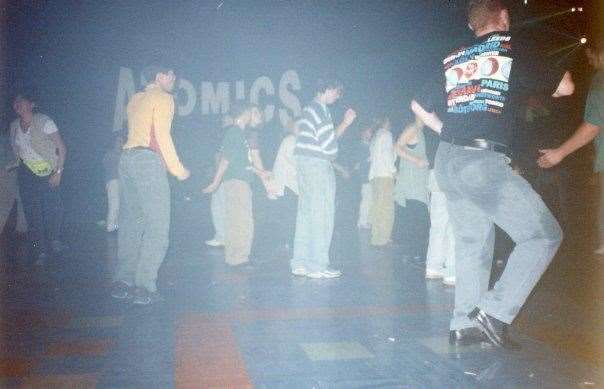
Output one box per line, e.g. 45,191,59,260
0,169,27,233
370,177,394,246
223,179,253,265
116,149,170,293
105,179,120,231
358,183,372,227
291,156,335,273
426,170,455,278
210,183,225,242
435,142,562,329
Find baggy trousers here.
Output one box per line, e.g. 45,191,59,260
434,142,562,330
116,149,170,292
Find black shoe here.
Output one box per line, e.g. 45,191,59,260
468,308,521,351
449,327,488,346
110,280,133,299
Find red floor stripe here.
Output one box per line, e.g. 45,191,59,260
175,314,252,389
0,359,34,378
45,339,113,357
21,373,97,388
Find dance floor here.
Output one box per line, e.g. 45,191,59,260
0,187,602,388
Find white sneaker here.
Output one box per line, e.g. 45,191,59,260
425,269,443,279
292,267,309,276
442,276,456,286
205,239,224,247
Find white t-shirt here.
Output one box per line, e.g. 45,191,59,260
14,119,58,163
270,134,298,196
369,128,396,180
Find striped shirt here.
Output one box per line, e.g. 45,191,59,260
294,100,338,161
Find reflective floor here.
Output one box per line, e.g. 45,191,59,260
0,189,602,388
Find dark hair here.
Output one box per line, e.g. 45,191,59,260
13,90,37,104
467,0,506,31
141,64,173,85
230,101,254,120
314,77,343,95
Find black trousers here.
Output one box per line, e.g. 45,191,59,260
395,200,430,259
18,165,63,256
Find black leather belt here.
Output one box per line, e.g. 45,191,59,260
440,134,509,154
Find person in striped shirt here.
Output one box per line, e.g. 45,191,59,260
291,78,357,279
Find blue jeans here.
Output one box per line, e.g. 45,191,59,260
291,156,336,272
434,142,562,329
116,149,170,293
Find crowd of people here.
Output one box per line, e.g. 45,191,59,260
1,0,602,351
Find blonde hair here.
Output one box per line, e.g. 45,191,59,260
468,0,506,32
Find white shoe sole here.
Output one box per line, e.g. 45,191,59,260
292,268,309,276
425,270,443,279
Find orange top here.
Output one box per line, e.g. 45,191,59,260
124,84,186,177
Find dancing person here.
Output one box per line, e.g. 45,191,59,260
425,168,456,286
356,122,374,229
269,118,300,252
369,117,396,246
290,77,357,279
203,103,271,268
102,131,125,232
112,65,190,305
206,115,233,248
538,42,604,253
411,0,574,348
394,116,430,260
10,92,66,265
0,126,27,247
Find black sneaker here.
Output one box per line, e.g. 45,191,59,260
468,308,521,351
132,288,164,305
110,281,133,299
449,327,488,346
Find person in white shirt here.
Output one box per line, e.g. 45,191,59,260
368,117,396,246
425,169,456,285
206,115,233,248
357,123,374,229
268,118,299,251
10,92,67,265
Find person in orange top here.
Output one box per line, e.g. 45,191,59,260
112,65,190,305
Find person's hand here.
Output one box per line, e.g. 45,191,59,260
415,158,429,169
176,167,191,181
49,170,62,188
343,108,357,127
258,169,272,181
538,149,565,168
202,181,220,194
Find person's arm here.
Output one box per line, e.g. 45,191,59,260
552,71,574,98
410,100,443,134
48,131,67,187
335,108,357,137
250,149,271,180
153,95,189,180
332,161,350,179
203,156,229,193
538,121,600,168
